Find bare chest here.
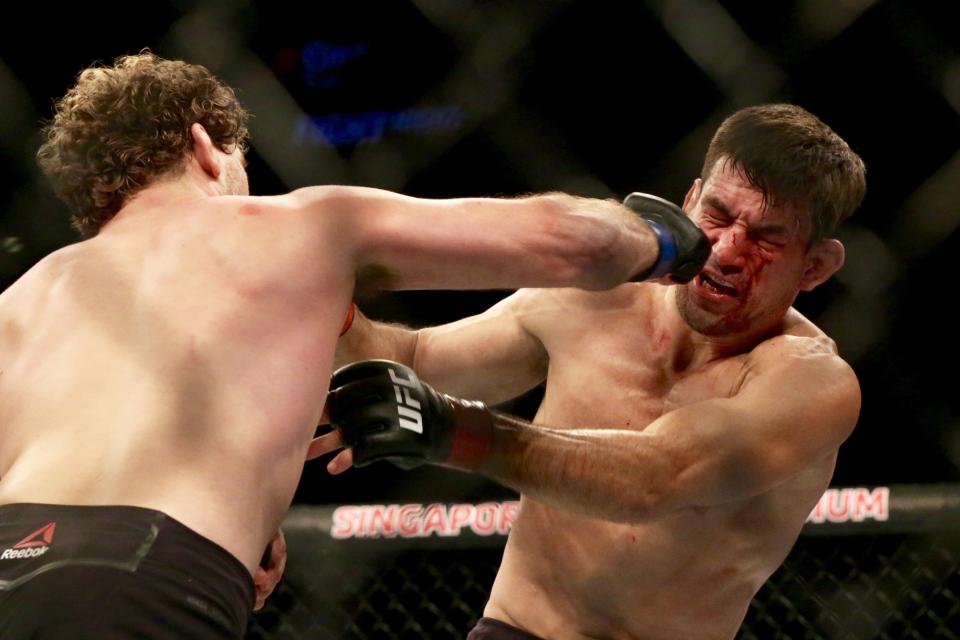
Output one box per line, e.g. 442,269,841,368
536,322,750,430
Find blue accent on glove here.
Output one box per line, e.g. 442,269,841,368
644,220,679,279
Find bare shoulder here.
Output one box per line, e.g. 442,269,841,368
746,310,860,431
283,185,416,222
207,188,383,221
0,242,88,349
523,281,643,311
0,242,84,299
510,283,638,332
753,307,847,364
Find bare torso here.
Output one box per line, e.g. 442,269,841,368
484,285,838,639
0,194,352,574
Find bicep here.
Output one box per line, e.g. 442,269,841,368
415,291,548,404
648,353,860,509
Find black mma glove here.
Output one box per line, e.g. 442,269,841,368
625,192,711,284
327,359,494,470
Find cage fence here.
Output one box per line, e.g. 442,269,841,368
247,484,960,639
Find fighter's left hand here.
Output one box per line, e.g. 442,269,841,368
253,529,287,611
305,428,355,475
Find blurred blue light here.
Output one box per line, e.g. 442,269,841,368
292,106,464,146
302,40,369,87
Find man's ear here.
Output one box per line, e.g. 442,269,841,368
682,178,702,214
799,239,845,291
190,123,220,179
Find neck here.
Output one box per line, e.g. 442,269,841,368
106,177,218,230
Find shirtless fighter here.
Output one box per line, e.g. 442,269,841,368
0,52,708,639
314,104,867,639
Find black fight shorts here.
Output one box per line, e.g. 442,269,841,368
0,503,254,640
468,617,545,639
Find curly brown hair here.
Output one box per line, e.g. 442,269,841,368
37,51,250,236
702,104,866,245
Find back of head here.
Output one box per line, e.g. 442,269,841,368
37,51,250,236
701,104,866,244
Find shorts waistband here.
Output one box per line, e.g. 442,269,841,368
0,503,250,573
0,503,254,622
0,503,255,638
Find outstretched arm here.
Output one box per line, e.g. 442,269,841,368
319,337,860,522
293,186,657,291
286,186,707,293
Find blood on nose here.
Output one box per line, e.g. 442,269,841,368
712,228,745,264
718,229,777,282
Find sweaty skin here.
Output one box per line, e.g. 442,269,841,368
482,287,844,640
0,125,659,579
0,192,352,577
327,161,859,639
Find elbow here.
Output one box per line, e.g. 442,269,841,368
617,449,687,523
597,486,671,525
594,467,679,525
619,482,675,524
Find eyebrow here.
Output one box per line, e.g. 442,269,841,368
702,195,792,236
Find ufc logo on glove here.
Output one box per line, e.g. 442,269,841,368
390,368,424,433
329,359,494,469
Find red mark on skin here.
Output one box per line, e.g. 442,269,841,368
743,245,774,290
649,330,671,356
719,227,774,291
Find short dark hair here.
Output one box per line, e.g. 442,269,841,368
37,51,250,235
701,104,866,243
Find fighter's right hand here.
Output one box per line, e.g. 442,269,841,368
253,529,286,611
625,192,710,284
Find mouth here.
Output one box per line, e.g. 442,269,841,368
696,272,739,298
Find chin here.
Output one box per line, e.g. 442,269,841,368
681,311,743,336
675,288,750,336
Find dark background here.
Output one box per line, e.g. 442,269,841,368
0,0,957,506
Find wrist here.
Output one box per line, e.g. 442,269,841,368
645,219,679,278
442,400,495,471
632,219,677,281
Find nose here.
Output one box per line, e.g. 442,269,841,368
708,226,748,272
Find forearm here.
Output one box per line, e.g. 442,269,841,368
326,360,683,523
534,194,658,290
464,413,680,523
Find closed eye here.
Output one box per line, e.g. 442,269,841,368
700,209,732,228
756,235,786,248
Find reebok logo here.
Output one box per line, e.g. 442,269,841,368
1,522,56,560
389,368,423,433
